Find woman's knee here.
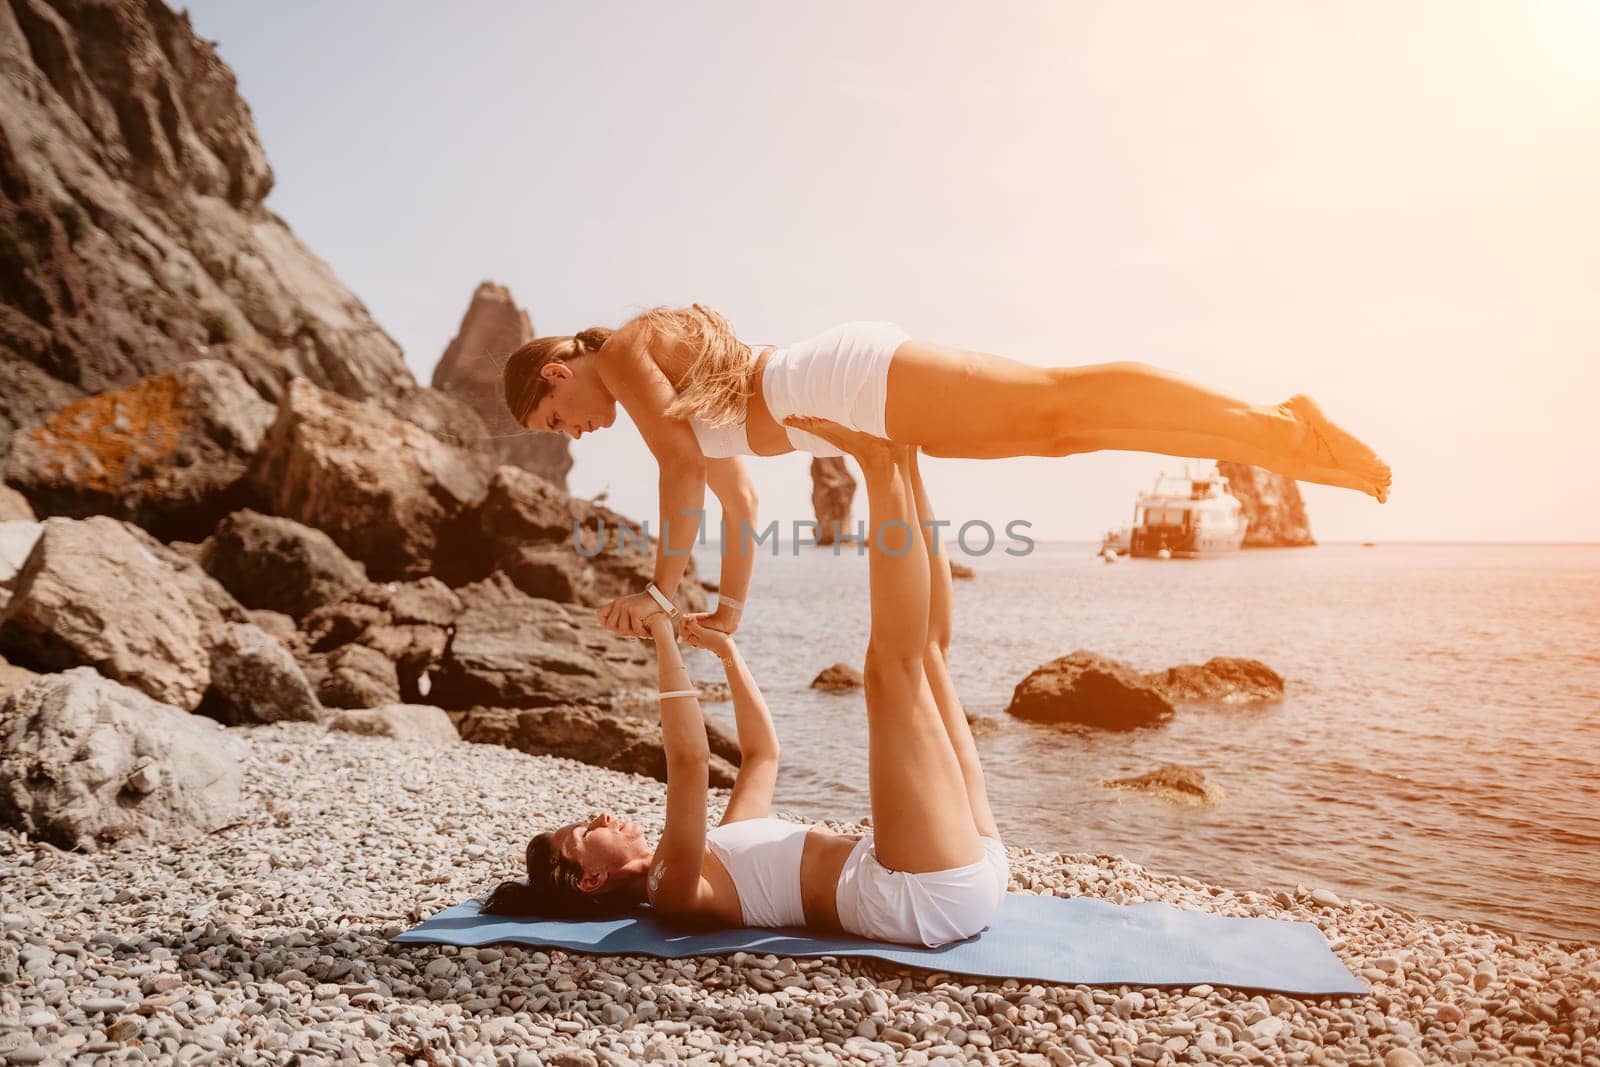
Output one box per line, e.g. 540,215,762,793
864,646,922,696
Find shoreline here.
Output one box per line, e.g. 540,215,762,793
1,724,1594,1066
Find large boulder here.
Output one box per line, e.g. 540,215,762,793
312,643,402,710
0,522,43,595
0,656,38,702
0,517,212,709
1005,651,1175,730
3,361,274,540
0,669,247,849
1219,462,1315,548
811,457,858,546
453,705,737,788
197,622,321,725
0,358,82,470
0,486,35,522
430,572,654,710
1145,657,1285,705
198,509,367,619
248,379,492,580
466,465,707,611
300,578,462,701
430,281,573,486
330,704,458,744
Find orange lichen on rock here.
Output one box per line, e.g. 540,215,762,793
19,373,194,494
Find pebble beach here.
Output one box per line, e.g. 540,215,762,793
2,725,1595,1066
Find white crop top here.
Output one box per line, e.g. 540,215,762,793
704,816,812,928
683,321,910,459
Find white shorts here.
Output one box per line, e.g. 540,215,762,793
834,835,1009,947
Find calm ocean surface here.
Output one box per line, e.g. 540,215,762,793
688,541,1600,945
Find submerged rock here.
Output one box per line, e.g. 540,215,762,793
330,704,458,744
1005,651,1175,730
4,361,273,540
453,704,737,788
0,668,246,848
1102,763,1224,805
199,509,367,620
1145,657,1285,705
811,663,864,692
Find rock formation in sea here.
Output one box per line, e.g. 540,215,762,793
1005,651,1286,729
810,662,864,692
1219,462,1315,547
811,457,857,545
431,281,573,487
1102,762,1225,805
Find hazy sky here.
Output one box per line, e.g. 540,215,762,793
185,1,1600,542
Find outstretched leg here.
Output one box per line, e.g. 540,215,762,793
785,416,985,875
885,343,1391,502
906,449,1000,841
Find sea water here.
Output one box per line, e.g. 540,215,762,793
690,541,1600,944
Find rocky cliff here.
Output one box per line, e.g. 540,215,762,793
430,281,572,487
0,0,443,464
1219,461,1315,547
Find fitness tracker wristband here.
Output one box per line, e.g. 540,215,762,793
645,581,679,618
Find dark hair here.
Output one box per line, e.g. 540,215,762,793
481,831,643,919
502,326,615,428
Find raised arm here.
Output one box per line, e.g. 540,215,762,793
702,456,758,634
681,617,779,824
594,321,707,636
644,611,711,913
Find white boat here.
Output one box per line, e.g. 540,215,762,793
1118,463,1248,559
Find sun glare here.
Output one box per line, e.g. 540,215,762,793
1526,0,1600,86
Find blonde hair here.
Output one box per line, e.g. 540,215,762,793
500,305,752,429
636,304,753,429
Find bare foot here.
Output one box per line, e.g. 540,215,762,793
1281,395,1392,503
784,416,908,467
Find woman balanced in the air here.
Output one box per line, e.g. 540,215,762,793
503,307,1391,636
484,427,1008,947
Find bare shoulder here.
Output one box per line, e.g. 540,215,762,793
606,313,694,384
648,868,723,925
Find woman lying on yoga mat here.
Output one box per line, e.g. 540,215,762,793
502,306,1391,638
484,429,1008,947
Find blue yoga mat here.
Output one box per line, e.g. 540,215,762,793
395,892,1366,995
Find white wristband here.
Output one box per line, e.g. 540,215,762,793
645,582,678,618
718,595,744,613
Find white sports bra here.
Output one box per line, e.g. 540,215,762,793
686,347,845,459
683,321,909,459
704,816,811,928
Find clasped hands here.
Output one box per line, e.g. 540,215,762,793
596,591,740,643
